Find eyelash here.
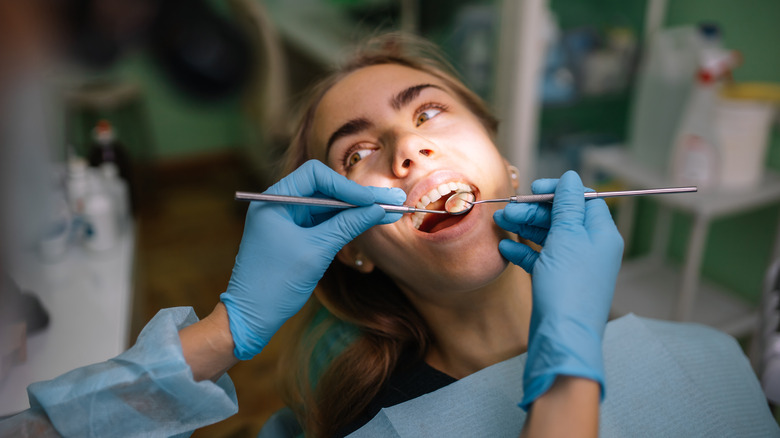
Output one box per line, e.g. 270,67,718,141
340,101,450,170
415,102,449,126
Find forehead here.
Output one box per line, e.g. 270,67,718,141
323,63,446,107
311,64,449,147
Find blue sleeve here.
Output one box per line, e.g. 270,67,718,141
0,307,238,438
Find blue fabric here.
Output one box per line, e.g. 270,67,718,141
0,307,238,438
346,314,779,438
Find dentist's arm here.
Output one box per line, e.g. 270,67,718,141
522,376,600,437
495,171,624,437
181,160,405,380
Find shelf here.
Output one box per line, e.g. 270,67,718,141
0,225,136,416
582,146,780,218
582,145,780,339
611,257,758,337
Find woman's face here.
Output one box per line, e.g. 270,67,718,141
310,63,518,297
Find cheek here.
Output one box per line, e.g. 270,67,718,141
343,161,396,189
353,224,407,268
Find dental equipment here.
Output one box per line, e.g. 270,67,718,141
444,186,698,215
235,186,697,216
234,192,447,214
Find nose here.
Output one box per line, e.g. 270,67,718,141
390,132,435,177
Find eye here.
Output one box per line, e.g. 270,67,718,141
415,104,445,127
345,147,375,169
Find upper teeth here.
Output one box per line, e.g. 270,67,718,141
412,182,473,229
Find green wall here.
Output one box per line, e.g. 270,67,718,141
69,0,247,161
68,50,246,161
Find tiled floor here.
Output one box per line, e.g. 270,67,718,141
132,152,289,437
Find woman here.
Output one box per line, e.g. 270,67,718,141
266,33,617,437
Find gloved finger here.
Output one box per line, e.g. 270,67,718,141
316,204,386,250
531,178,558,194
310,206,402,226
294,184,406,226
499,202,551,229
584,199,623,254
494,211,549,245
583,198,617,232
550,170,585,229
272,160,376,206
513,224,548,246
378,212,403,225
498,239,539,273
367,186,407,205
308,160,377,205
371,187,405,225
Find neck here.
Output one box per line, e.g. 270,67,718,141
404,264,532,379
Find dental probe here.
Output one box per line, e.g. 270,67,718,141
445,186,698,215
234,191,447,214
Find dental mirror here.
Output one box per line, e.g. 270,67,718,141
444,186,698,215
445,191,477,215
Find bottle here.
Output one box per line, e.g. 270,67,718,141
100,162,130,233
669,34,738,188
65,155,90,216
87,119,134,213
83,171,118,251
628,24,720,178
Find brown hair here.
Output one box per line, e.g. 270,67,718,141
277,32,499,437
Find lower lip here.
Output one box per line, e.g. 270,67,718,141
411,205,481,241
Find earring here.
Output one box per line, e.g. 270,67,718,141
355,258,364,267
508,165,519,181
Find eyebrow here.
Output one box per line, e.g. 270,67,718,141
326,83,447,154
326,117,374,152
390,83,444,110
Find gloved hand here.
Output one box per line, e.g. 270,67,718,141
494,170,624,410
220,160,406,360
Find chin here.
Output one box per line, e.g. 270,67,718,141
441,249,511,293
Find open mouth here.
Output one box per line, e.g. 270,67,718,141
412,182,474,233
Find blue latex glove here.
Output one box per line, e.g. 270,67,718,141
494,170,624,410
220,160,405,360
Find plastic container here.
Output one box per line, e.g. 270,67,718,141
83,173,118,251
668,29,739,189
716,83,780,189
87,119,134,214
65,156,90,215
101,162,130,232
628,26,705,176
669,69,722,188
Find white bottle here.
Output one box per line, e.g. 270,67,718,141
83,171,118,251
669,73,720,188
100,162,130,233
628,26,704,176
65,156,90,215
669,46,738,188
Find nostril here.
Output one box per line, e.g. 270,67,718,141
419,149,432,157
402,159,411,168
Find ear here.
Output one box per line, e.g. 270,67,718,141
336,242,375,274
504,159,520,191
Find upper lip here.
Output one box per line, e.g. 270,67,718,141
405,170,478,208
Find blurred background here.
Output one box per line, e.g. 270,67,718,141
1,0,779,436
